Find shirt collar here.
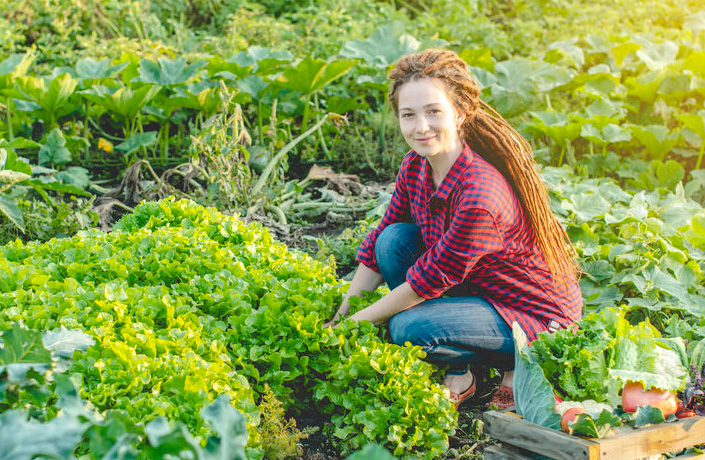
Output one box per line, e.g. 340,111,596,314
420,143,475,202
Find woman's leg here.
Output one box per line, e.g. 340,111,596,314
374,222,425,290
387,296,514,372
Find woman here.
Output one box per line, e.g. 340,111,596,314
327,49,582,409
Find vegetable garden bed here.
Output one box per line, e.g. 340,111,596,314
483,410,705,460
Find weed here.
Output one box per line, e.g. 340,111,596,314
257,385,311,460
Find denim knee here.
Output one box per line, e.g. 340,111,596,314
375,223,424,290
388,310,423,347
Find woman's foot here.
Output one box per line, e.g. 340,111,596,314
445,371,476,409
487,371,514,410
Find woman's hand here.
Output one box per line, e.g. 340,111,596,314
322,314,341,329
339,282,424,326
322,263,383,328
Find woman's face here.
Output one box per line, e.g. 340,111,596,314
397,78,464,160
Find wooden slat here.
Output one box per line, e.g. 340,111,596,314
483,411,599,460
597,416,705,460
484,444,541,460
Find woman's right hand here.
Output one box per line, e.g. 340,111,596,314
323,305,347,328
322,263,382,328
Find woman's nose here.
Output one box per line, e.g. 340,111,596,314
415,116,429,132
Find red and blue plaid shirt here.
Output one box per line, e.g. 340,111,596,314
357,145,582,342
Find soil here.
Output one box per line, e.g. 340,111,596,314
296,368,503,460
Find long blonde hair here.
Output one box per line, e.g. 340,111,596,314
388,49,579,284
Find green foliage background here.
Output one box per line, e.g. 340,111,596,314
1,0,705,458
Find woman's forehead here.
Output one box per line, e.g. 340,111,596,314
397,78,454,109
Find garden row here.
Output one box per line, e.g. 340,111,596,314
0,198,454,459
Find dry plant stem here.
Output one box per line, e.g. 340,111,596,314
264,203,287,225
139,160,190,199
251,113,335,196
111,201,135,213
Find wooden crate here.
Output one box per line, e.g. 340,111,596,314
483,410,705,460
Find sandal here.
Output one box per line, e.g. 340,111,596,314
487,384,514,411
449,375,476,410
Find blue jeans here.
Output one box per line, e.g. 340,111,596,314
375,223,514,374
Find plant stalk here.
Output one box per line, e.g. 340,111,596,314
5,96,12,141
301,93,312,133
252,114,334,196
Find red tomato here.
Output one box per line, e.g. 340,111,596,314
560,407,588,434
621,381,678,418
554,394,563,411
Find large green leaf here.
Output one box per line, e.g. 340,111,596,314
584,98,627,125
528,111,583,147
634,38,679,71
134,57,205,87
459,47,494,72
43,327,94,359
612,42,641,67
0,53,34,95
488,59,538,117
345,444,398,460
75,57,128,82
0,409,87,460
677,110,705,138
114,131,159,155
625,71,664,104
244,46,294,75
0,170,30,184
81,84,162,120
512,323,561,430
340,22,440,69
168,82,224,116
564,191,612,222
684,51,705,76
55,166,91,189
15,73,79,128
0,195,24,231
201,395,249,460
277,56,356,95
0,54,30,76
0,323,51,365
28,179,92,197
144,417,203,457
38,128,72,166
544,39,585,69
630,124,679,160
0,138,41,151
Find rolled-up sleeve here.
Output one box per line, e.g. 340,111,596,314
407,204,504,298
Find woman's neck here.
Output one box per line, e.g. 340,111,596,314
427,143,463,187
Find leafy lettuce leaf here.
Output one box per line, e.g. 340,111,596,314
512,323,561,430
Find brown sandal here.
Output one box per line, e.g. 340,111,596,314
449,376,476,410
487,384,514,410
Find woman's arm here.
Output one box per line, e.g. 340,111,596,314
327,262,424,327
347,281,423,325
327,263,384,325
